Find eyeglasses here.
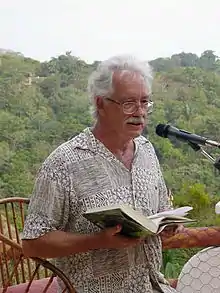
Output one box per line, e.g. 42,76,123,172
106,98,154,115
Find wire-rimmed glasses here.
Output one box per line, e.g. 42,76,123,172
106,98,154,115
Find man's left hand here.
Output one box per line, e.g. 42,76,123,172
160,224,185,238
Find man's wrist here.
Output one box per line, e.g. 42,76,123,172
84,232,103,251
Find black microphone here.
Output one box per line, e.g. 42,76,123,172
155,123,220,148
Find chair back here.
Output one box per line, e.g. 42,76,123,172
0,197,76,292
176,246,220,293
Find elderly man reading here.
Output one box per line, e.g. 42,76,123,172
22,54,178,293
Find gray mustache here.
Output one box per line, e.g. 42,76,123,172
126,117,145,124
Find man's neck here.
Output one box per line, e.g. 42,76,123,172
92,122,133,154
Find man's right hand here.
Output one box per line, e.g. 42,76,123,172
94,225,144,250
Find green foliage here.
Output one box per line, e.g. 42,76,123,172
0,49,220,204
0,52,92,196
150,50,220,73
162,247,201,279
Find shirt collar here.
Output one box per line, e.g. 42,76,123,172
69,127,149,154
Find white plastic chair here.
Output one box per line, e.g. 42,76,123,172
176,201,220,292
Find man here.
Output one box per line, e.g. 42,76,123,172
22,54,178,293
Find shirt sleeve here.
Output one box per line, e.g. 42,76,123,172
21,152,71,240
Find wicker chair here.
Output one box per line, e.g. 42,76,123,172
0,197,76,293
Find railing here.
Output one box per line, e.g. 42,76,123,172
162,226,220,249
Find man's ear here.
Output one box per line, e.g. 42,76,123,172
95,96,105,116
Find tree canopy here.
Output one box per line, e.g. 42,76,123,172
1,49,220,202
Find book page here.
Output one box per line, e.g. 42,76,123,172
148,206,193,220
120,208,158,234
156,223,177,234
156,218,196,234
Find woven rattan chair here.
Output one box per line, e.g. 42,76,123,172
0,197,76,293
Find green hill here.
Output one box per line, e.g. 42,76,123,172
1,50,220,207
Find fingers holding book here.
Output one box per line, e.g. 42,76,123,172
159,224,185,238
95,224,144,249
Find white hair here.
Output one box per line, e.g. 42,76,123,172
87,54,153,119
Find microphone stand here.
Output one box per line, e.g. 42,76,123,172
187,141,220,173
187,141,220,214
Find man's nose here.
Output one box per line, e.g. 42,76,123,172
135,103,146,115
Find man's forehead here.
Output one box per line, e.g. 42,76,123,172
112,70,149,96
113,70,144,84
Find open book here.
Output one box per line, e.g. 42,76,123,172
83,204,195,237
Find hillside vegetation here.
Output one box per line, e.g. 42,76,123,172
1,49,220,278
1,49,220,199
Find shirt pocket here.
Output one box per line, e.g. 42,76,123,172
132,167,160,215
72,161,112,201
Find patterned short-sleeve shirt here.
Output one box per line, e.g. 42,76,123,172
22,128,177,293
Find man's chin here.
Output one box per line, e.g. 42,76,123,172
126,126,145,138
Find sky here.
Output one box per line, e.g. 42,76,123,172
1,0,220,63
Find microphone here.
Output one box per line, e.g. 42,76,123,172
155,123,220,148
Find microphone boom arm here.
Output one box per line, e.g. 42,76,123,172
155,123,220,173
187,141,220,172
